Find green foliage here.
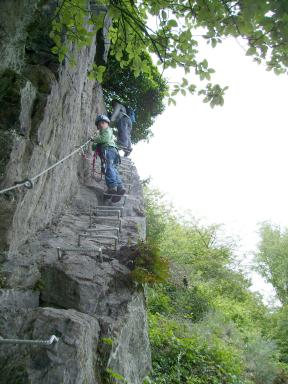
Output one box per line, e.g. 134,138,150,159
101,337,113,346
148,283,211,322
268,305,288,364
130,240,169,285
104,368,127,383
144,186,288,384
198,83,228,108
148,313,248,384
50,0,288,108
50,0,98,62
88,64,107,82
103,53,167,143
143,185,175,244
254,222,288,304
33,279,45,291
244,336,279,384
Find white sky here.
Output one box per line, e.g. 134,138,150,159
130,38,288,303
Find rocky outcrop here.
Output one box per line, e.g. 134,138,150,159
0,1,151,383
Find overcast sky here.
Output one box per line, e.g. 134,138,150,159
130,37,288,303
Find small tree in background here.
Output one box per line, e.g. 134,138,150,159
254,222,288,305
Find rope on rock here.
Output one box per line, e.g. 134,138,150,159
0,139,91,195
0,335,59,346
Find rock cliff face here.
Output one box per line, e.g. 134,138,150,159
0,1,151,383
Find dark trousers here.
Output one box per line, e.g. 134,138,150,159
117,116,132,150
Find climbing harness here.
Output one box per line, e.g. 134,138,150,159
92,146,106,180
0,139,92,195
92,144,121,181
0,335,59,346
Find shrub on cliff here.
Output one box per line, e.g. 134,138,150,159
129,240,170,285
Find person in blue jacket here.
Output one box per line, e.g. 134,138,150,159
110,99,132,156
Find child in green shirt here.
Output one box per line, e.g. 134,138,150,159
92,115,126,200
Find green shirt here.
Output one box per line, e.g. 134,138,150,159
92,127,117,151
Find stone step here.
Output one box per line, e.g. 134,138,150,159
88,224,120,232
120,175,132,181
90,213,121,226
119,169,132,175
123,183,132,193
118,166,132,171
78,233,118,250
120,163,133,169
83,227,120,236
90,217,122,231
95,209,121,218
57,246,103,262
96,206,123,217
120,169,132,174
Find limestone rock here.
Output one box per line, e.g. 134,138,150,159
26,308,100,384
0,1,151,383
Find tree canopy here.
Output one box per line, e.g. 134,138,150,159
255,222,288,305
143,186,288,384
51,0,288,107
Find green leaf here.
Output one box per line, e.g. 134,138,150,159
246,46,257,56
182,78,188,87
188,84,196,94
167,19,178,28
161,10,167,20
101,337,113,346
106,368,127,382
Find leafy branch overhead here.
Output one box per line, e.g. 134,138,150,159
51,0,288,107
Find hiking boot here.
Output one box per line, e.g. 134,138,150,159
117,186,126,195
111,195,121,203
107,187,117,195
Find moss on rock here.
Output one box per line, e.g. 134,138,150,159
0,69,26,132
24,64,55,94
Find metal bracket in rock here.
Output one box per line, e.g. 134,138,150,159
78,232,118,250
89,216,122,232
0,335,59,346
57,246,103,262
96,206,123,217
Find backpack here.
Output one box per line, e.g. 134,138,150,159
126,107,136,124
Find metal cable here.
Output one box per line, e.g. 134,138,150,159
0,139,91,195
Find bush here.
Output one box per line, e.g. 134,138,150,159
244,336,279,384
130,240,170,285
148,283,211,322
148,313,249,384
